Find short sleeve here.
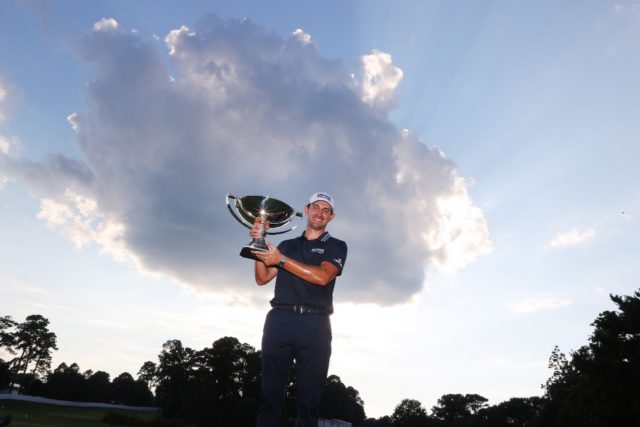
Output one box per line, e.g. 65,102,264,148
323,240,347,275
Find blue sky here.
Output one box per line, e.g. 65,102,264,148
1,0,639,418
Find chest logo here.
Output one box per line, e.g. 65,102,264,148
311,248,325,254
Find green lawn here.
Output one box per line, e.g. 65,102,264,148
0,399,159,427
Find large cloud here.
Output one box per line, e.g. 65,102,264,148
0,15,492,304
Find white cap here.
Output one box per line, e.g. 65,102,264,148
308,192,334,210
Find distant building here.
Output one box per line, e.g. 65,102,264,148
318,419,352,427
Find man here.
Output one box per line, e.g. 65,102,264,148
250,192,348,427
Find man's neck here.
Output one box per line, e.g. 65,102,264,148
304,227,326,241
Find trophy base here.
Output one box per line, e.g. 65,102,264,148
240,244,269,261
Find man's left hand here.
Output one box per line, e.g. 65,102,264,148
251,243,281,267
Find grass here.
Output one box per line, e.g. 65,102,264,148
0,399,159,427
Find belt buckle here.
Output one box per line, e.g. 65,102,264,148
294,305,305,314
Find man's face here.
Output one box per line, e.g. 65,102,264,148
304,200,335,230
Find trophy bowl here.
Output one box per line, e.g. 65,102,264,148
226,194,302,260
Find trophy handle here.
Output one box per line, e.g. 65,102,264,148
268,211,303,234
226,194,254,228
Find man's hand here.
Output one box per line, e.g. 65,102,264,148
250,217,270,240
251,243,282,267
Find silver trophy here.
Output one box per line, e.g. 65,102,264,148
226,194,302,260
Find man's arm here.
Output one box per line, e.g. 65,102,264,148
252,243,339,287
255,260,278,286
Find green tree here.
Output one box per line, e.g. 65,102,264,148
154,339,195,419
138,361,157,390
473,396,544,427
540,289,640,426
112,372,154,406
0,316,17,352
319,375,366,426
44,362,87,401
431,393,488,426
391,398,430,427
9,314,58,393
364,416,393,427
86,370,112,403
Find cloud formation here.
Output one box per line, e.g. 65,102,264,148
549,228,596,248
510,297,573,314
0,15,492,304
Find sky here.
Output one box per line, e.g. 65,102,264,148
1,0,639,418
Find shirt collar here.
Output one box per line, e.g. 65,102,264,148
300,230,330,242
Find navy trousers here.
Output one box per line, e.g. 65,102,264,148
257,308,332,427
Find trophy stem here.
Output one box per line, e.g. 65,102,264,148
239,210,269,260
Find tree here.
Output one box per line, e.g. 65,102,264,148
85,370,112,403
473,397,544,427
0,316,17,352
154,339,195,420
137,361,157,390
539,289,640,426
44,362,87,401
112,372,153,406
182,336,259,426
391,399,430,427
9,314,58,393
364,416,393,427
0,359,10,390
430,393,488,426
319,375,366,426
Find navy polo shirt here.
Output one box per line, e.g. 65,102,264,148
271,231,347,314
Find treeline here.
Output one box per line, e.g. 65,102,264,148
135,337,365,426
0,319,365,426
0,314,152,406
2,287,639,427
364,288,640,427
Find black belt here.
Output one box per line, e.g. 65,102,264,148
271,304,329,315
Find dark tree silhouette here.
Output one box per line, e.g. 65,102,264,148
430,393,488,426
85,370,112,403
8,314,58,393
391,398,430,427
473,396,544,427
0,316,16,352
319,374,366,426
150,336,262,426
44,362,86,401
137,360,157,389
112,371,154,406
539,289,640,426
363,415,393,427
154,339,195,419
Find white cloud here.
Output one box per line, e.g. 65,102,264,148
292,28,312,44
67,113,79,132
360,49,403,107
511,297,573,314
2,16,492,304
549,228,596,248
0,136,10,155
93,18,119,32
